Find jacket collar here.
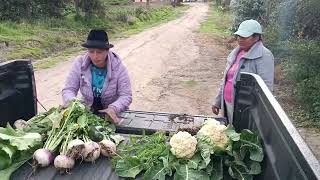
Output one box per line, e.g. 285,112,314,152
228,41,264,63
244,40,264,59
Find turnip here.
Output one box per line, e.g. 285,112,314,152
54,154,75,172
100,139,116,157
67,139,85,159
14,119,28,130
33,149,54,167
34,101,80,169
83,141,100,162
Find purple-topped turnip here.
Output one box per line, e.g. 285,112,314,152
33,149,54,167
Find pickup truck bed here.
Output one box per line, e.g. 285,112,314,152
11,110,217,180
1,60,319,180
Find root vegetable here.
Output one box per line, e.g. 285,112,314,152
33,149,54,167
14,119,28,130
83,141,100,162
54,155,75,172
67,139,85,159
100,139,116,157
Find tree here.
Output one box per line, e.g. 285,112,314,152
231,0,265,31
294,0,320,39
78,0,106,17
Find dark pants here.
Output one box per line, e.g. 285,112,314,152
92,97,103,115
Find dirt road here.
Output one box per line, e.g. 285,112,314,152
36,3,226,115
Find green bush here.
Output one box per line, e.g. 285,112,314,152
78,0,106,17
103,0,132,5
135,6,148,17
264,0,320,41
261,0,320,126
289,41,320,122
293,0,320,39
231,0,265,31
0,0,30,21
106,8,133,23
0,0,68,21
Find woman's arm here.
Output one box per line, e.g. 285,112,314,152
256,50,275,91
62,58,82,106
213,60,230,110
108,66,132,113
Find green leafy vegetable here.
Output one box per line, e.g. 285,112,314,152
112,132,169,179
0,159,29,180
0,124,42,180
209,156,223,180
0,124,42,151
112,126,264,180
115,157,144,178
174,164,210,180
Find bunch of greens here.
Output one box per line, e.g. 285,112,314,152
112,132,171,179
112,126,264,180
23,107,63,136
31,99,116,168
1,99,118,179
23,99,115,142
0,124,42,179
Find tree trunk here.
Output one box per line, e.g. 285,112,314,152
74,0,80,15
25,0,32,19
146,0,150,9
222,0,231,7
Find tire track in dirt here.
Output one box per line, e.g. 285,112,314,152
139,34,229,115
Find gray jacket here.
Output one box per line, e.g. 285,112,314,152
213,41,274,123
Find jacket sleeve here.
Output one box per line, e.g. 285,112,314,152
109,65,132,113
213,81,223,108
255,50,274,92
213,61,229,108
62,57,82,106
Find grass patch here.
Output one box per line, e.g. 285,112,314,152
6,47,42,59
33,47,81,70
0,21,85,63
198,4,232,37
183,80,198,87
0,4,188,69
120,5,188,37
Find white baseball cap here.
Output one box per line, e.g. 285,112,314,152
234,19,263,37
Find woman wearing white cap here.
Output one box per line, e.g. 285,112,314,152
212,19,274,124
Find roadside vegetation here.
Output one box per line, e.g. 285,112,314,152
0,0,188,69
199,5,232,37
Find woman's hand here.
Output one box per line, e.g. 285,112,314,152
99,107,120,124
212,105,220,115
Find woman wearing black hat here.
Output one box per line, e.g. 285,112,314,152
62,29,132,124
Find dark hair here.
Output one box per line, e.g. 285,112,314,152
252,33,262,41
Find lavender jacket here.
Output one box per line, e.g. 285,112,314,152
62,51,132,113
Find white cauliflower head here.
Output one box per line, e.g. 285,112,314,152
197,119,230,150
169,131,197,159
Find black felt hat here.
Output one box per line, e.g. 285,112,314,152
82,29,114,49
